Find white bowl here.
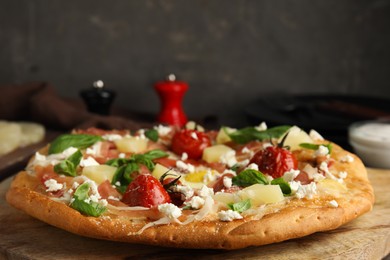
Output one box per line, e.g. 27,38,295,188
349,120,390,169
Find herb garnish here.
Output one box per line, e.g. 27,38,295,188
49,134,102,154
225,125,291,144
54,149,83,177
106,149,168,193
299,143,332,154
70,182,106,217
227,199,251,213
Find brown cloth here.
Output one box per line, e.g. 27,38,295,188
0,82,152,131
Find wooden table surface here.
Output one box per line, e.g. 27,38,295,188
0,168,389,260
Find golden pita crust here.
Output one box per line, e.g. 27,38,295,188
6,142,374,250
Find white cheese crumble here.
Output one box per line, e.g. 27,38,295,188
185,196,205,209
158,203,182,219
203,170,216,183
119,153,126,158
86,142,102,156
190,132,198,140
255,122,267,131
108,195,120,201
62,147,78,157
319,162,342,182
328,200,339,208
245,163,259,171
338,171,348,179
291,181,317,199
282,169,300,182
102,134,123,141
262,142,273,149
173,185,194,200
176,160,195,173
223,176,232,188
315,145,329,156
198,185,214,198
44,179,63,192
154,125,172,136
181,152,188,161
218,210,243,222
79,157,100,167
219,150,237,168
241,147,251,154
309,129,324,141
222,169,237,176
34,152,46,162
72,182,80,189
340,155,354,163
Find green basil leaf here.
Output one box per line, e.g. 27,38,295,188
53,150,82,177
145,129,159,142
70,199,106,217
68,149,83,165
299,143,332,154
226,125,291,144
105,158,129,167
271,178,292,195
54,160,76,177
228,199,251,213
73,182,90,200
49,134,102,154
143,149,168,161
71,183,106,217
232,169,269,187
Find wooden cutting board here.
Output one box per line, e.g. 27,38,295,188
0,169,389,260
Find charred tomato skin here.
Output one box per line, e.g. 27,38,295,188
171,129,211,160
122,174,171,208
250,146,298,178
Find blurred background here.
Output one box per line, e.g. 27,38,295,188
1,0,390,145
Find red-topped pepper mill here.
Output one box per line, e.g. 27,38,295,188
154,74,188,126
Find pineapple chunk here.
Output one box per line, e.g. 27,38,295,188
239,184,284,206
216,127,235,144
202,144,234,163
278,126,313,151
82,165,117,185
114,137,148,153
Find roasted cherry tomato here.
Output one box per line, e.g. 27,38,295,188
171,129,211,160
122,174,171,208
250,146,298,179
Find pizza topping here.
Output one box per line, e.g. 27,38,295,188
340,155,354,163
291,182,317,199
250,144,298,179
218,210,243,222
225,125,290,144
171,129,211,160
80,157,100,167
223,176,232,189
227,199,251,213
121,174,171,208
44,179,63,192
158,203,182,219
232,169,268,187
54,149,83,177
184,196,205,209
49,134,102,154
309,129,324,141
70,182,107,217
328,200,339,208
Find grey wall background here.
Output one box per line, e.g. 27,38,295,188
1,0,390,126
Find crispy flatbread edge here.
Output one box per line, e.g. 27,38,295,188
6,144,374,250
